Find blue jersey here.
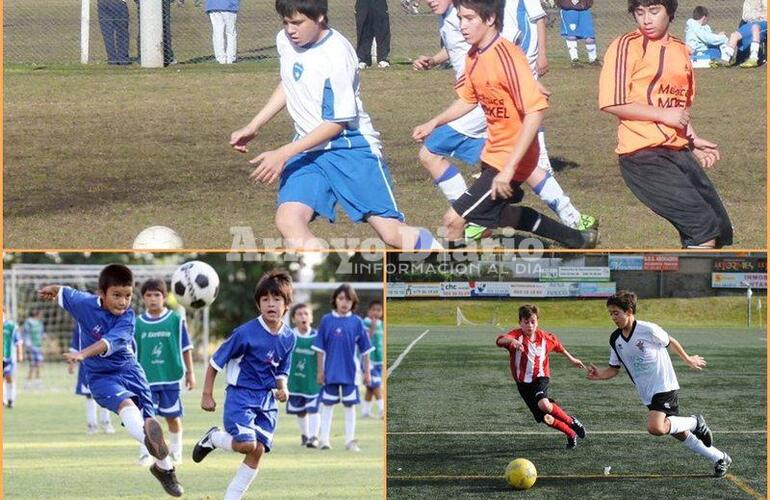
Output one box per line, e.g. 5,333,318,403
211,316,296,390
58,287,136,374
312,312,374,385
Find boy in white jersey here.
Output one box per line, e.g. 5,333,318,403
229,0,440,251
587,290,732,477
412,0,596,235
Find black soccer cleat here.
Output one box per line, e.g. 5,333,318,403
714,453,732,478
692,414,713,448
144,418,169,460
301,434,308,446
570,417,587,439
150,464,184,497
193,426,220,463
306,436,320,449
567,435,577,449
576,228,599,249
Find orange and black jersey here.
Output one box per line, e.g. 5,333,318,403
599,30,694,155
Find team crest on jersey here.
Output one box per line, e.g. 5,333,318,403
293,62,304,81
635,340,645,352
333,328,343,337
152,344,163,358
90,325,103,340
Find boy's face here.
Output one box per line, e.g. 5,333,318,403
292,307,313,330
427,0,453,15
607,305,634,329
519,314,538,336
282,11,325,47
335,292,353,314
368,304,383,320
142,290,165,314
458,5,496,46
633,4,670,40
259,293,288,324
101,285,133,316
699,15,708,25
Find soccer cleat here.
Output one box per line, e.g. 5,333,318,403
358,62,368,70
576,214,598,231
5,400,13,409
377,60,391,68
464,223,492,241
714,453,732,477
587,59,602,66
86,423,99,435
576,228,599,249
137,454,154,467
740,58,759,68
692,414,713,448
306,436,320,449
301,434,308,446
171,451,183,465
144,419,169,460
570,417,586,439
566,435,577,449
570,59,583,67
192,426,220,463
102,422,116,434
150,464,184,497
345,440,361,452
320,442,332,450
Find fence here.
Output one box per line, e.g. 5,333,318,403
4,0,745,65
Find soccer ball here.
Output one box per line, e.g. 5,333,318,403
504,458,537,490
132,226,183,250
171,261,220,309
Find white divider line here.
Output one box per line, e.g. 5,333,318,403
387,329,430,377
388,430,765,435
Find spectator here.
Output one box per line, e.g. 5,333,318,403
98,0,131,65
685,6,728,67
719,0,767,67
206,0,239,64
355,0,392,68
557,0,599,65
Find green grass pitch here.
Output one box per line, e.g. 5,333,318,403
2,363,384,499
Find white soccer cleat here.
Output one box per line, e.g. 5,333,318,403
86,423,99,435
377,60,390,68
345,440,361,452
102,422,116,434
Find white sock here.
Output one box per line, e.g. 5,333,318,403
722,45,735,61
361,400,371,416
532,172,580,227
224,463,258,500
750,41,759,60
566,40,578,60
2,380,8,404
682,433,725,463
667,416,696,435
297,415,309,437
155,456,173,471
86,398,98,427
169,431,182,455
536,129,552,173
320,404,334,445
308,412,321,438
99,407,112,426
376,398,384,414
211,429,235,452
344,405,357,444
139,443,150,457
586,42,597,62
118,406,146,444
435,165,467,203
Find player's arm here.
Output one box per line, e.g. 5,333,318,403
230,83,287,153
63,340,108,363
201,364,219,411
16,342,24,364
274,376,289,403
491,109,544,200
496,335,523,350
667,336,706,371
412,99,478,142
559,348,585,370
686,122,720,169
315,351,326,385
413,47,449,71
362,352,372,386
586,364,620,380
183,349,195,390
601,103,690,130
535,17,549,76
37,285,62,302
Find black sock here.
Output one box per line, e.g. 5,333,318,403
500,206,585,248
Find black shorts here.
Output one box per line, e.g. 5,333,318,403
618,148,733,248
451,164,524,229
516,377,551,423
646,390,680,416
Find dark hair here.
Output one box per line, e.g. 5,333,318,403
141,278,167,297
290,302,309,318
453,0,504,31
628,0,677,20
518,304,539,321
606,290,637,313
98,264,134,293
275,0,328,24
368,300,383,310
331,284,359,311
254,270,294,308
692,5,708,19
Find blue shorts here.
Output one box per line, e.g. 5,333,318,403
26,346,44,366
738,21,768,51
424,125,484,166
75,365,91,396
3,359,15,377
366,365,383,390
152,387,184,418
560,9,595,40
320,383,360,406
278,147,404,223
223,386,277,451
86,363,155,418
691,47,722,61
286,394,320,415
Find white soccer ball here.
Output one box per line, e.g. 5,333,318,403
171,261,220,309
132,226,184,250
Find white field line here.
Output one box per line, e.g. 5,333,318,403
388,430,765,435
387,329,430,377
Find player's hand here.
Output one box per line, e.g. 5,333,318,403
536,53,549,77
658,107,689,129
249,148,289,185
317,371,325,386
586,363,600,379
67,360,75,374
37,285,60,302
62,351,83,363
571,358,585,370
201,393,217,412
413,55,434,71
274,388,288,403
230,125,259,153
690,136,720,169
686,355,706,371
412,120,438,142
364,372,372,386
535,80,551,99
491,169,514,200
185,371,196,391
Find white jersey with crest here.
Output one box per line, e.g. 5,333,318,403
502,0,547,76
277,28,382,154
608,320,680,406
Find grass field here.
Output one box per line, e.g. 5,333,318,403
386,301,767,499
2,363,384,499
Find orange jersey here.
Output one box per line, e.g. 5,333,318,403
599,30,694,155
455,34,549,181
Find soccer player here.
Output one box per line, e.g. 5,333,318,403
22,308,46,389
413,0,596,238
192,270,296,500
3,315,24,408
599,0,732,248
38,264,183,497
68,324,115,434
286,303,322,448
720,0,767,68
312,284,373,451
360,300,384,419
587,290,732,477
496,304,587,448
556,0,598,65
228,0,441,251
413,0,598,248
134,279,195,466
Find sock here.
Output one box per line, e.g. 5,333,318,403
500,206,586,248
682,433,725,463
99,407,112,426
139,443,150,457
414,228,442,250
750,41,759,60
586,42,597,62
86,398,98,426
376,398,384,414
722,45,735,61
224,463,258,500
155,456,173,471
566,39,578,60
169,431,182,455
548,403,574,425
536,129,552,172
667,416,696,435
361,400,371,416
531,171,580,226
308,412,321,438
211,429,235,452
320,404,334,445
297,415,309,437
435,165,467,203
344,405,357,444
8,380,15,403
547,418,576,438
118,406,146,444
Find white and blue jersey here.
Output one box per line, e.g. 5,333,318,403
3,321,21,377
211,316,296,449
503,0,546,74
69,325,91,396
560,9,595,41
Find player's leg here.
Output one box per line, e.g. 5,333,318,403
319,384,342,449
306,394,321,448
560,10,580,63
85,395,100,434
372,0,391,65
580,10,598,63
373,387,384,418
525,166,596,230
224,11,237,64
419,124,484,203
3,366,15,407
361,388,373,418
740,22,765,67
355,0,374,67
722,31,742,63
225,445,265,500
371,365,384,418
342,384,361,451
209,12,226,64
166,417,183,463
531,380,581,448
99,405,115,433
418,147,467,203
287,395,309,444
156,388,184,462
297,410,310,445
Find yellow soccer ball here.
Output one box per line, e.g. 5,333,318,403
504,458,537,490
